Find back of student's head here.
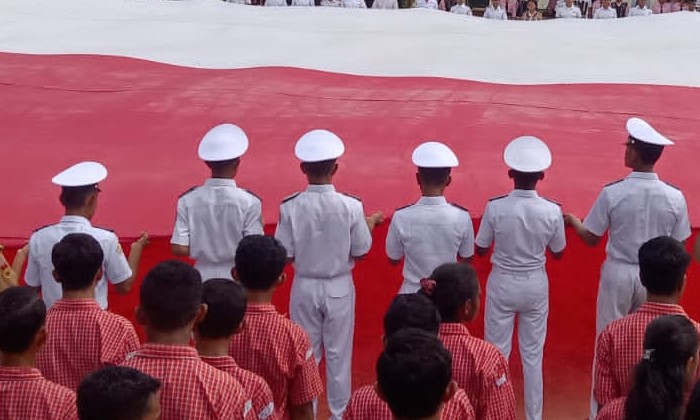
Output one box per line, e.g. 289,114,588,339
0,287,46,354
383,293,441,337
140,260,203,331
419,263,479,323
639,236,691,296
59,185,98,210
377,328,452,419
685,379,700,420
52,233,104,291
625,315,698,420
198,279,246,339
631,141,664,166
418,167,451,187
234,235,287,291
78,365,161,420
301,159,336,178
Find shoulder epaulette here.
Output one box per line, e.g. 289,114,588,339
32,223,53,233
242,188,262,202
394,204,412,212
94,226,115,233
543,197,562,207
341,192,362,202
663,181,682,191
179,185,199,198
604,179,625,188
450,203,469,213
282,192,301,203
489,195,508,202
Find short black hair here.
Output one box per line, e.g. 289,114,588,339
417,167,451,187
198,279,247,339
301,159,336,178
0,287,46,353
205,158,240,172
59,185,98,209
52,233,104,291
377,328,452,419
638,236,691,296
686,379,700,420
630,139,664,166
140,260,203,331
384,294,441,337
421,263,479,323
78,365,161,420
235,235,287,291
509,170,543,187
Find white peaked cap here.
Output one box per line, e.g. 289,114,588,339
51,161,108,187
411,142,459,168
198,124,250,161
294,129,345,162
626,117,674,146
503,136,552,173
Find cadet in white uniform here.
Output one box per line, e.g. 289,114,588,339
343,0,368,8
171,124,263,281
593,0,618,17
265,0,288,6
292,0,315,6
274,129,383,420
628,0,652,15
556,0,583,17
564,118,691,334
414,0,439,9
475,137,565,420
25,162,148,309
372,0,399,9
386,142,474,294
450,0,474,14
483,0,509,18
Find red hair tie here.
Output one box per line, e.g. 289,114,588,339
420,278,437,296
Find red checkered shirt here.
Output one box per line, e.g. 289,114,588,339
343,384,475,420
0,366,77,420
594,302,700,409
122,343,253,419
201,355,277,420
438,323,516,420
37,299,140,390
229,303,322,420
595,397,625,420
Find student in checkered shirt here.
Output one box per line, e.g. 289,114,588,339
596,315,699,420
229,235,323,420
123,261,253,419
36,233,140,390
594,236,696,412
195,279,277,420
419,263,517,420
0,286,77,420
344,294,475,419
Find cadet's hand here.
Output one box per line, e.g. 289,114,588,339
132,232,150,249
563,213,581,227
366,211,384,231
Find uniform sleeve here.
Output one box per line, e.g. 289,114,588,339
548,209,567,254
274,205,295,258
671,196,691,242
480,354,517,420
59,391,78,420
385,216,404,261
101,319,140,366
170,199,190,246
251,378,275,420
594,329,620,409
343,394,359,420
475,203,495,249
289,334,323,406
458,213,475,258
24,235,42,287
349,202,372,258
583,189,610,237
243,198,265,236
104,236,132,285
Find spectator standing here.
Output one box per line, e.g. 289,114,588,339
483,0,509,18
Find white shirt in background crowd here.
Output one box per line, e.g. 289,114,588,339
556,0,583,16
292,0,314,6
414,0,439,9
483,1,509,18
372,0,399,8
343,0,368,7
321,0,343,5
450,2,473,13
594,3,618,16
628,0,652,14
265,0,288,6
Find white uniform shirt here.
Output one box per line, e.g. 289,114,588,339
475,190,566,271
386,196,475,294
321,0,342,5
556,4,583,16
25,216,132,309
343,0,368,7
372,0,399,8
583,172,691,264
414,0,439,9
483,5,509,18
451,3,474,13
275,184,372,280
265,0,288,6
628,4,652,14
171,178,263,280
594,6,618,17
292,0,314,6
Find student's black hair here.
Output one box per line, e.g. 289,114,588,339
234,235,287,291
139,260,203,331
417,167,451,187
0,286,46,353
51,233,104,291
301,159,336,178
205,158,240,172
630,139,664,166
377,328,452,419
419,263,479,323
198,279,247,339
509,170,543,188
624,315,698,420
384,294,441,337
685,379,700,420
638,236,691,296
59,185,98,210
78,365,161,420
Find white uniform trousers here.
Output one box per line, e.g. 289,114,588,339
485,267,548,420
290,275,355,420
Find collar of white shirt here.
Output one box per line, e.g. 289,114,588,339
204,178,237,187
60,215,91,226
306,184,336,193
509,189,539,198
417,196,448,206
627,171,659,181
